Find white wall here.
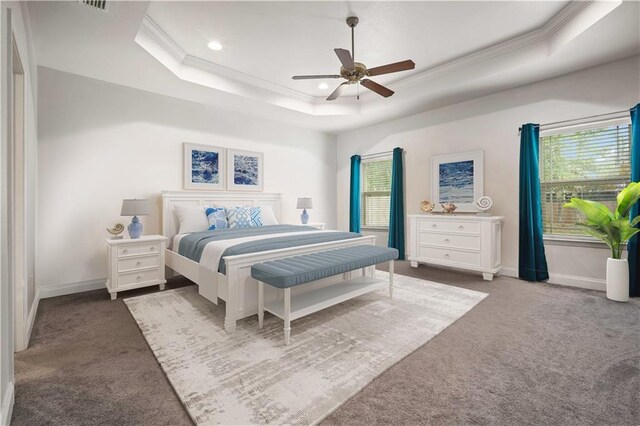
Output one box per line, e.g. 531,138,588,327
36,67,337,294
337,56,640,290
1,2,38,423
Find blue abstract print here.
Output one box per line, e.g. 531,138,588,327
234,154,259,186
439,160,474,203
192,150,219,184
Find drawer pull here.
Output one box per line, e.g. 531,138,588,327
136,276,142,282
444,239,450,243
458,225,464,230
432,224,437,228
444,253,450,258
150,246,156,251
136,261,142,267
122,249,129,254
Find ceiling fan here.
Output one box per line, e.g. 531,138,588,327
292,16,415,101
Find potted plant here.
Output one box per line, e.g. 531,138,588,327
564,182,640,302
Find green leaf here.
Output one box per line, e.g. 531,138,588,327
611,219,640,243
616,182,640,219
563,198,614,226
575,223,614,249
631,215,640,227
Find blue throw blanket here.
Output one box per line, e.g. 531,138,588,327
178,225,362,274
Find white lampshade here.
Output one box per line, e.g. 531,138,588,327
297,198,313,209
121,199,152,216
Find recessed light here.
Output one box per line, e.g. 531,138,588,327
318,82,329,90
207,40,223,51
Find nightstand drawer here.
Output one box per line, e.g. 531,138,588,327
118,269,160,286
118,243,159,257
118,255,159,273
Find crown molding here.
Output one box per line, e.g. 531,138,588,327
139,15,317,104
136,1,622,112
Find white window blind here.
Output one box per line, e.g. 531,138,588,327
362,158,392,228
540,123,631,237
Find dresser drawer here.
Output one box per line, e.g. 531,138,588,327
418,219,480,234
118,243,160,257
419,232,480,250
418,246,481,267
118,255,159,273
118,269,160,287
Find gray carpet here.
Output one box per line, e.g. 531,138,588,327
11,262,640,425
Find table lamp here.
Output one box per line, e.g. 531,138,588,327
297,197,313,225
121,199,151,239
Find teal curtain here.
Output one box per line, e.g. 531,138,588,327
349,155,361,233
519,123,549,281
628,104,640,297
388,147,405,259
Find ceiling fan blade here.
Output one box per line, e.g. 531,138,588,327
326,82,349,101
292,74,342,80
367,60,415,76
361,79,394,98
334,48,355,70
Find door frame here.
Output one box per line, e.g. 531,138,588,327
10,32,27,351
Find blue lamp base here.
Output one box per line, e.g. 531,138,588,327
128,215,143,239
301,209,309,225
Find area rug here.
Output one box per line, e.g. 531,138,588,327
124,271,487,425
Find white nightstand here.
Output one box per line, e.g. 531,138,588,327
307,223,326,230
106,235,168,300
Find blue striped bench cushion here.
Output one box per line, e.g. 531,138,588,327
250,245,399,288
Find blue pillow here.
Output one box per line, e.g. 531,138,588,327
249,206,263,227
206,207,228,231
227,207,253,229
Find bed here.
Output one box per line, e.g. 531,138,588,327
161,191,377,332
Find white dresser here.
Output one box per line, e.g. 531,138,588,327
408,214,503,280
106,235,168,299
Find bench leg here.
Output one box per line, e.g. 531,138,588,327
284,288,291,345
258,281,264,329
389,260,394,300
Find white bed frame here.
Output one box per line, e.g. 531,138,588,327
161,191,376,332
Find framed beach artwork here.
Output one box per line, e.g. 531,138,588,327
431,150,483,212
183,143,225,190
227,149,264,191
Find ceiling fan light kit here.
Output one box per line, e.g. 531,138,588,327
292,16,416,101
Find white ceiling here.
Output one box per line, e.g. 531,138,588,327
27,1,640,134
145,1,568,98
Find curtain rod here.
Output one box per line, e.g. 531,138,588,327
361,150,394,159
518,109,630,133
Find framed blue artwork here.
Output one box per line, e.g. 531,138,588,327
183,143,225,190
431,150,483,212
227,149,264,191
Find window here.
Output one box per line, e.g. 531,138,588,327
361,158,392,228
540,122,631,237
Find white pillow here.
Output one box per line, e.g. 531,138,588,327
174,205,209,234
259,205,279,225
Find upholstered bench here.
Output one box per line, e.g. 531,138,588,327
251,245,399,344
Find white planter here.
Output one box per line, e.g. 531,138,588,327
606,258,629,302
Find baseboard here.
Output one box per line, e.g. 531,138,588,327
500,266,518,278
1,381,14,426
25,288,40,346
39,278,106,299
499,266,605,291
547,273,605,292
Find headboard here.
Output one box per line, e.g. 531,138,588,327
161,191,282,238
